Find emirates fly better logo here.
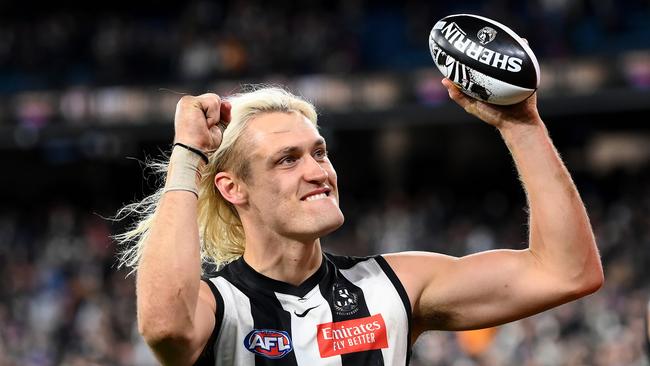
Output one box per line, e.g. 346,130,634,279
316,314,388,358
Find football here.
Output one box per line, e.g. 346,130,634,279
429,14,540,105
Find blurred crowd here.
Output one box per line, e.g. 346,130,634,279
0,166,648,365
1,1,650,365
1,0,650,92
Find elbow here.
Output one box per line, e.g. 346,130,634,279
559,237,605,299
136,291,196,348
138,316,193,349
579,245,605,296
583,264,604,295
570,261,604,299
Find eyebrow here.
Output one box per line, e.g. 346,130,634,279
267,137,326,163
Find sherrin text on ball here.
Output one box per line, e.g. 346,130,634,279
429,14,540,105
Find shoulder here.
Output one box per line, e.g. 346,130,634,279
325,252,412,305
324,252,406,279
199,259,247,331
379,251,456,314
193,262,240,366
382,251,454,274
324,252,379,269
381,251,456,287
202,257,241,280
200,259,244,315
324,251,450,284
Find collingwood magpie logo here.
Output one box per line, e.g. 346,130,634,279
332,284,359,316
477,26,497,45
436,22,522,72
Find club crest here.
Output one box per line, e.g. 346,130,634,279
477,26,497,45
332,283,359,316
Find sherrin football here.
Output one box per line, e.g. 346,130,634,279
429,14,540,105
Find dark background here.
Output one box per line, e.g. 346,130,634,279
1,1,649,365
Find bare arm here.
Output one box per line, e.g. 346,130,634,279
386,80,603,334
136,94,230,364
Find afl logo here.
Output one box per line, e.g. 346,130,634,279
477,26,497,45
243,329,293,359
332,284,359,316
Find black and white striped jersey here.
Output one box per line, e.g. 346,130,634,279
195,253,412,366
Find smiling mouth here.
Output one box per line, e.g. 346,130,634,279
304,192,329,202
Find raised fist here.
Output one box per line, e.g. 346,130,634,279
173,93,232,152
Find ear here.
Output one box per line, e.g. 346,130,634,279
214,172,248,205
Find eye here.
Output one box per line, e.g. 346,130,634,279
313,148,328,160
278,155,298,165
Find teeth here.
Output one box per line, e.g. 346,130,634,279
305,193,327,201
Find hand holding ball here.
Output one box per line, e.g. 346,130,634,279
429,14,540,105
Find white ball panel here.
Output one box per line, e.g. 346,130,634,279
430,41,534,105
457,14,540,87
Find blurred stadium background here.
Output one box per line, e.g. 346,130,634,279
1,0,649,365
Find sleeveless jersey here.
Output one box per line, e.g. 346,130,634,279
195,253,412,365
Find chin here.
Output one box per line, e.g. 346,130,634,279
318,212,345,237
295,211,345,240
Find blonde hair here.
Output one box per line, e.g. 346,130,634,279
114,86,318,274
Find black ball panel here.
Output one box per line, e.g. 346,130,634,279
430,14,539,89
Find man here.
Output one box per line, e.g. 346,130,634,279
117,80,603,365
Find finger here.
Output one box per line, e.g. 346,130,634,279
196,93,222,128
208,124,224,152
216,122,227,136
220,100,232,123
441,78,476,112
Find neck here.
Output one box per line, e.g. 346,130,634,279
243,236,323,287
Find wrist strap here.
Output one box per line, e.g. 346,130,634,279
163,145,204,197
173,142,209,164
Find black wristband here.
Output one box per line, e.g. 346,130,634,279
173,142,209,164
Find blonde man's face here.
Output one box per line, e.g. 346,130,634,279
242,112,344,241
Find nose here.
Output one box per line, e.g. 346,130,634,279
303,155,328,183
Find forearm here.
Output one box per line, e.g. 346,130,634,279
500,121,602,289
136,151,204,341
137,193,201,333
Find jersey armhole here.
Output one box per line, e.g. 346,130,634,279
193,278,225,366
376,255,413,366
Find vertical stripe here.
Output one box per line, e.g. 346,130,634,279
375,256,412,365
194,279,225,366
212,277,256,366
339,259,409,366
246,290,298,365
275,286,342,366
204,254,410,365
319,263,385,366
